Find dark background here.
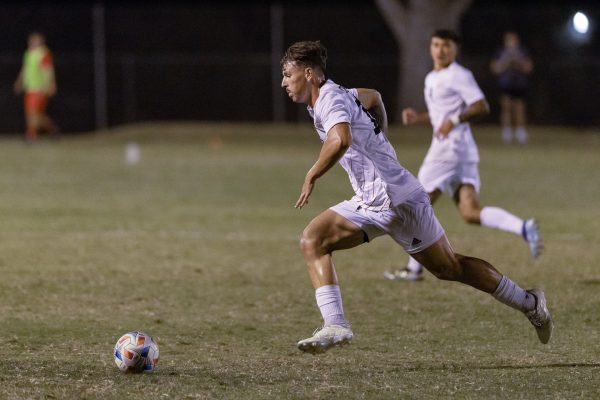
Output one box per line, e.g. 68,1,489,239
1,1,599,133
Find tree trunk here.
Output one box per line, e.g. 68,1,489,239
375,0,473,121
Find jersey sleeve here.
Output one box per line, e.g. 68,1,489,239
317,91,352,135
456,69,485,106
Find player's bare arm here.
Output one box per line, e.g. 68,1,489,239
437,99,490,137
402,108,430,126
43,66,57,97
355,88,388,133
295,123,352,209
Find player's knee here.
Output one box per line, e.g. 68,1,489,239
462,213,480,225
298,235,313,255
299,230,323,257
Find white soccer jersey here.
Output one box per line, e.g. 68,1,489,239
307,80,423,211
423,62,485,163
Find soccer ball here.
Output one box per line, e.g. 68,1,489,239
113,331,159,373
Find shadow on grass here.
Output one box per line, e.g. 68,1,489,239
404,362,599,372
579,279,600,285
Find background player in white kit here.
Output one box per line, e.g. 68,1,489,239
384,30,542,283
280,40,552,354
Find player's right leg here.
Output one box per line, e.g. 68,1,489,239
411,236,553,343
24,94,38,142
512,98,528,144
299,208,368,289
456,184,543,258
297,205,373,354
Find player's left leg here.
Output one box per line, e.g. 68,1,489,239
36,95,59,138
297,207,370,354
499,94,513,143
512,97,528,144
455,184,542,258
454,183,482,224
41,113,59,138
411,235,553,343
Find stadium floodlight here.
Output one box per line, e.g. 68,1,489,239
573,11,589,34
567,10,592,44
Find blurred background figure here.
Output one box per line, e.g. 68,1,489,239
490,31,533,144
13,31,59,142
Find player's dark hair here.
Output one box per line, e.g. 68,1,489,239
280,41,327,72
29,31,46,40
431,29,461,45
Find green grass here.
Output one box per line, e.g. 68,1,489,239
0,123,598,399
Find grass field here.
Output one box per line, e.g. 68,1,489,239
0,122,598,399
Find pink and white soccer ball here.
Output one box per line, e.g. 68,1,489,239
113,331,159,373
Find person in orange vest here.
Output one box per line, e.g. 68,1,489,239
14,32,59,142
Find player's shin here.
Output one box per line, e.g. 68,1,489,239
315,284,349,327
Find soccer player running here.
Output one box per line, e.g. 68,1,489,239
13,32,59,142
384,29,541,283
281,40,552,354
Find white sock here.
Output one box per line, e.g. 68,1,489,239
493,275,536,312
502,127,513,143
407,256,423,273
315,285,348,327
515,127,528,144
480,206,524,236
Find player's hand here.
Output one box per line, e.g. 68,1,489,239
435,119,454,139
401,108,418,125
295,179,314,209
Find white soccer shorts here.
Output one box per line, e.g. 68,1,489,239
418,160,481,197
330,191,445,254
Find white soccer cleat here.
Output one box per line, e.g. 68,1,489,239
523,218,543,258
383,267,424,282
524,288,553,344
297,325,353,354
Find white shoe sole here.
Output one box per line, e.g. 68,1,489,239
297,337,352,354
